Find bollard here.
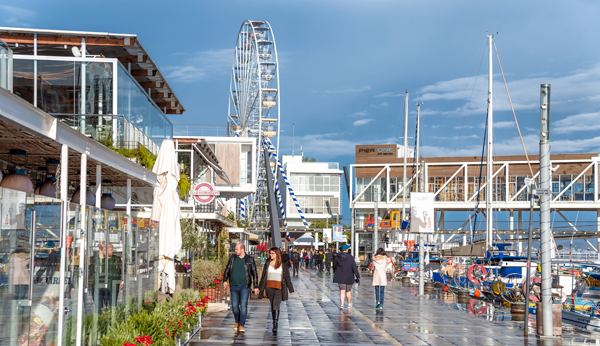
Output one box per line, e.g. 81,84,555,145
535,302,562,336
424,282,434,292
510,302,526,321
402,276,411,285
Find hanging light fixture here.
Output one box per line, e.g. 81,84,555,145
0,150,33,194
100,179,115,210
71,186,96,206
38,159,60,199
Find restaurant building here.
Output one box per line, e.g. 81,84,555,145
0,26,183,344
350,144,600,261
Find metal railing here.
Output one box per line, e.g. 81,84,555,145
0,39,12,92
51,113,160,155
174,123,228,137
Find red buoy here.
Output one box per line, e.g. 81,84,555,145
443,285,449,293
474,289,481,298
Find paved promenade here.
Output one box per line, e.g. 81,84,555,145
190,267,600,345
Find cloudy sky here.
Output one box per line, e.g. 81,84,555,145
3,1,600,228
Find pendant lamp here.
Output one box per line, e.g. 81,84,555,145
39,177,58,198
71,186,96,206
0,150,33,194
100,179,115,210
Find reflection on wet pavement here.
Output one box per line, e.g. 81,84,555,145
190,267,600,345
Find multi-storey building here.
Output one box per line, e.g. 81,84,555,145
280,154,343,227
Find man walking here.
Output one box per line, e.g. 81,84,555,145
291,249,301,277
223,243,259,333
316,250,324,273
325,249,333,273
333,244,360,310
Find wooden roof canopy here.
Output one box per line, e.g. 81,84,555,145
0,27,185,115
0,119,154,188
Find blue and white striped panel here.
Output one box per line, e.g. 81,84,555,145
270,161,287,227
240,199,245,219
263,138,309,227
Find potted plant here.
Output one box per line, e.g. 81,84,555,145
192,259,222,302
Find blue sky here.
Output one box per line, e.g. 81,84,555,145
3,1,600,245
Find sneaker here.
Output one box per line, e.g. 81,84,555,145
348,303,352,308
238,326,245,333
339,304,344,310
234,323,239,331
379,304,383,309
375,302,381,309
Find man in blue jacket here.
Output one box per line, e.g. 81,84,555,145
333,244,360,310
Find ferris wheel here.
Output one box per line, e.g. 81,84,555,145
228,20,280,227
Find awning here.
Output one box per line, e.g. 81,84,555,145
192,142,232,187
293,232,323,246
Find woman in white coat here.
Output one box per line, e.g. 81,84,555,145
369,248,389,309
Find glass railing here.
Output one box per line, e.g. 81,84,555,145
117,64,172,147
51,113,159,155
11,56,172,156
0,39,12,92
0,185,159,345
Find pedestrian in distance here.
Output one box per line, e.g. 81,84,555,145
282,248,290,273
291,249,301,277
333,244,360,310
258,247,295,333
309,249,315,269
325,249,333,273
223,243,259,334
316,250,324,273
369,248,389,309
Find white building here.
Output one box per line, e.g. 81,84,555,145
280,155,343,227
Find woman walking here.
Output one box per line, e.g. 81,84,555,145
369,248,389,309
258,247,294,333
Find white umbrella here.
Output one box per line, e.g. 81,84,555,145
151,139,182,294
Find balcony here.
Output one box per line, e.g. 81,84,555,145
8,55,171,158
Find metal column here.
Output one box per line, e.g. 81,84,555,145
374,186,378,253
486,34,494,250
539,83,553,337
57,144,69,346
76,153,87,346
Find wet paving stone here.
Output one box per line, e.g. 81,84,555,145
190,267,600,345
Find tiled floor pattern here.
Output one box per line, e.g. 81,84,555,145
190,267,600,345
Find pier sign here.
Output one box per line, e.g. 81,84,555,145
191,182,219,204
409,192,434,233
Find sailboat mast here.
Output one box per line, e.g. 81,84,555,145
402,91,409,240
486,34,494,250
416,102,422,190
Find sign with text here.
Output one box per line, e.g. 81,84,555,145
323,228,332,244
332,224,345,242
191,182,219,204
409,192,434,233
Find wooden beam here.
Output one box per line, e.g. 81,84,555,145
166,109,183,115
139,81,164,89
0,34,135,47
151,92,172,99
156,102,178,108
130,69,156,77
117,55,148,63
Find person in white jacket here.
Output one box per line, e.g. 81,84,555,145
369,248,390,309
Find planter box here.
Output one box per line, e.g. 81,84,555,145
177,314,202,346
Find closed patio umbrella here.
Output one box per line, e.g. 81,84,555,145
151,139,182,294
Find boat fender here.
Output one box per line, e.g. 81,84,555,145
445,257,453,265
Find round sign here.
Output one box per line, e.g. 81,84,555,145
191,182,219,204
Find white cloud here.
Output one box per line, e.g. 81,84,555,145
419,65,600,116
349,111,368,117
353,119,374,126
554,112,600,134
375,91,403,98
322,86,371,94
455,125,473,129
0,5,36,27
370,102,389,108
494,121,516,129
165,48,232,82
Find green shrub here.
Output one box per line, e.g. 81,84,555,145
192,259,222,288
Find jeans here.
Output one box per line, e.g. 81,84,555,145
374,286,385,305
325,261,331,272
230,285,251,326
292,261,299,276
310,258,315,268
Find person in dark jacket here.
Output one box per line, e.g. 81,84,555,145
333,244,360,310
291,249,301,277
258,247,294,333
325,249,333,273
223,243,259,333
316,250,324,273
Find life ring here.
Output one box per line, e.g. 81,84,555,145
468,299,487,314
445,257,453,265
467,265,488,285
